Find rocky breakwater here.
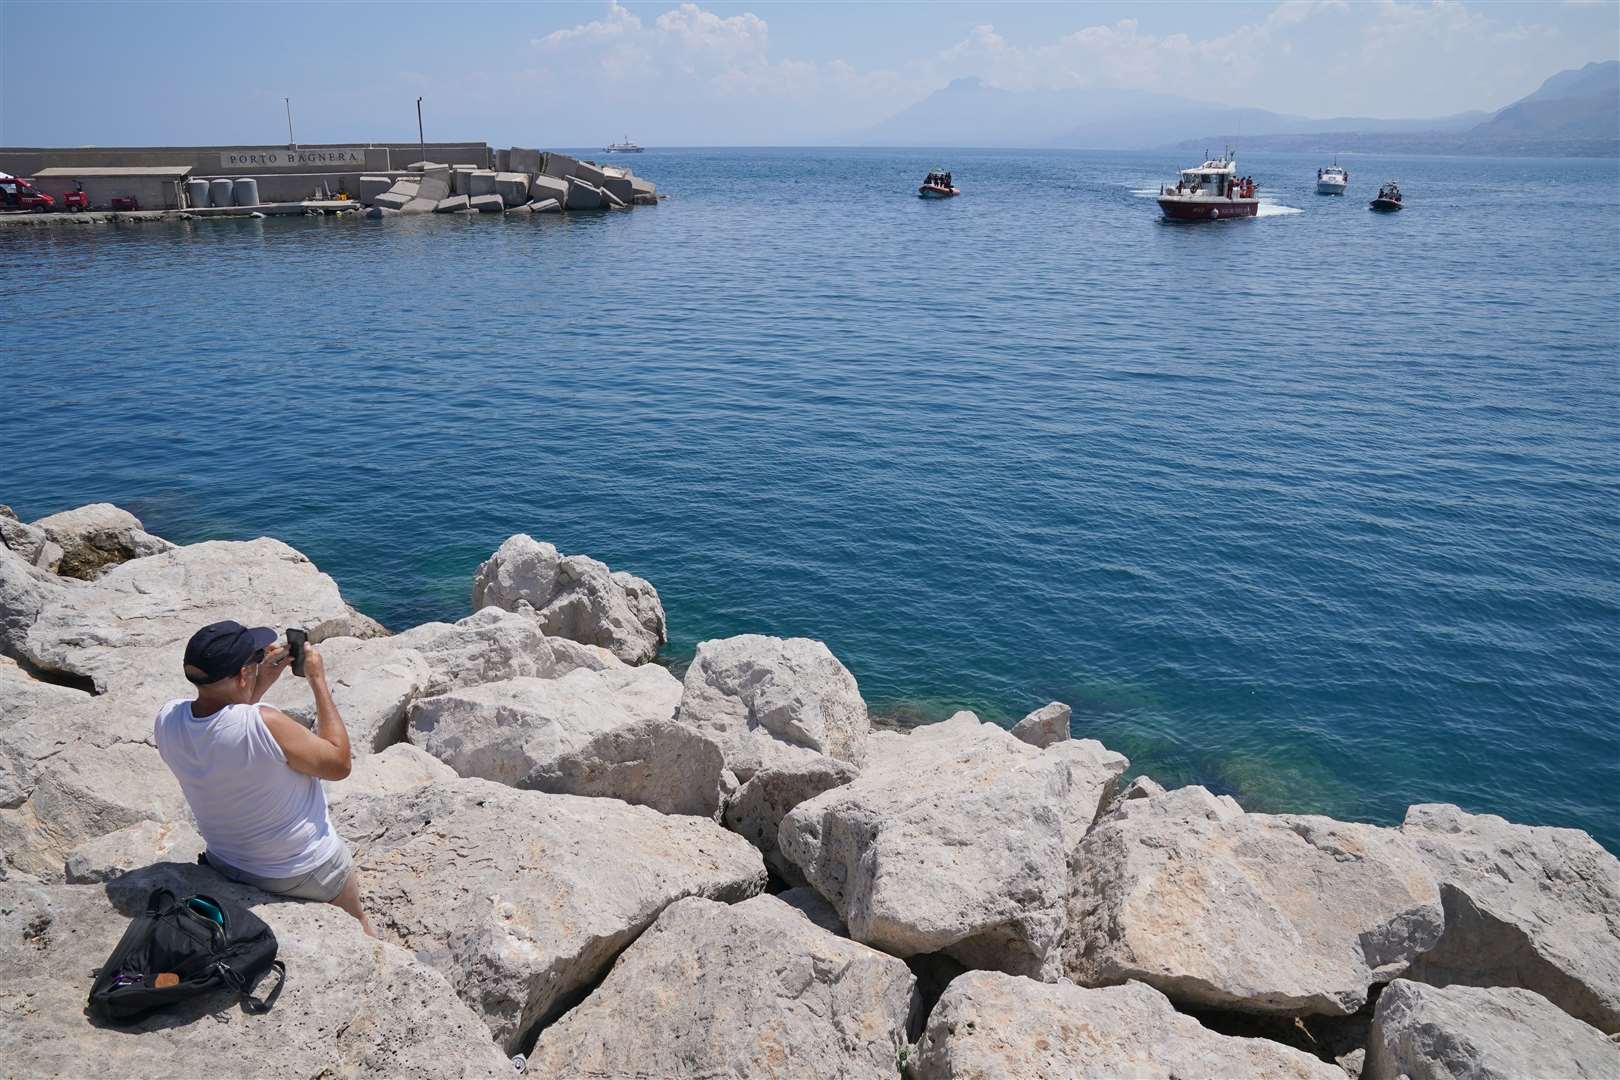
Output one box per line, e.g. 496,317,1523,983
3,499,1619,1078
359,149,660,221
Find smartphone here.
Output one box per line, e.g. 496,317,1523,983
286,627,308,676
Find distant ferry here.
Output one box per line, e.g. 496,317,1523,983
1317,162,1349,195
604,136,644,154
1156,150,1257,221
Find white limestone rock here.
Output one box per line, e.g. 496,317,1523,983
20,538,358,695
0,869,512,1079
394,605,621,693
262,634,432,754
471,534,667,665
524,715,727,818
0,543,71,662
1365,979,1620,1080
407,664,682,785
0,506,62,571
1010,700,1072,748
1400,802,1620,1033
526,893,917,1080
677,634,870,780
914,971,1346,1080
1064,786,1444,1016
323,742,456,807
31,502,173,580
779,711,1127,978
0,731,188,880
332,778,766,1051
63,818,204,883
723,756,858,883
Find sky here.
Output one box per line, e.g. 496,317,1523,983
2,1,1617,147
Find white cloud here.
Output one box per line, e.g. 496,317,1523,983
517,0,1614,142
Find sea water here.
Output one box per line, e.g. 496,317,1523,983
4,148,1616,851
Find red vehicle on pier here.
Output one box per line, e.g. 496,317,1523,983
0,173,56,212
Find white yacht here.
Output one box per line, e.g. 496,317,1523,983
1316,162,1349,195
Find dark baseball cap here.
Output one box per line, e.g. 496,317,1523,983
183,620,277,685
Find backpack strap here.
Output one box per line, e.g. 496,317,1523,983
146,888,178,917
214,959,286,1015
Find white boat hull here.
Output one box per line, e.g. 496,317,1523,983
1317,179,1347,195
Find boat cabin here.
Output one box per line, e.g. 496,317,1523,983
1178,161,1237,196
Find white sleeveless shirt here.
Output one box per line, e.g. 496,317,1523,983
154,699,340,878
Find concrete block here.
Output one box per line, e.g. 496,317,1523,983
415,168,451,203
573,160,607,187
506,202,533,215
602,187,627,209
358,175,394,204
406,161,445,172
541,152,580,179
373,191,413,211
435,195,471,213
496,149,511,172
508,147,542,175
529,174,569,204
363,206,401,219
632,193,659,206
527,198,561,214
467,170,497,197
630,176,657,198
564,177,605,210
470,194,506,214
365,147,391,171
599,174,634,203
400,197,437,215
451,165,476,195
494,172,529,207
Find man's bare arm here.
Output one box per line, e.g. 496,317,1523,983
250,643,290,703
260,646,352,780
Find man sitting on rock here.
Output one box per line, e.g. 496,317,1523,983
154,620,377,938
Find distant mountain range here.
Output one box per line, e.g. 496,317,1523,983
860,61,1618,157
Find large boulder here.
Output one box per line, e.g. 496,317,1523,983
1010,700,1071,748
723,756,858,883
780,712,1127,978
524,715,727,818
527,894,918,1079
0,505,62,571
1,711,189,880
0,543,70,661
1065,786,1444,1016
333,778,765,1051
323,742,457,806
396,605,621,691
20,538,359,695
0,869,512,1079
677,634,869,779
1365,979,1619,1080
406,665,682,786
916,972,1344,1079
471,534,666,664
261,634,432,754
63,818,205,883
31,502,173,580
1400,802,1620,1033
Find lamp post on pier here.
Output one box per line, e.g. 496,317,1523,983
416,97,425,165
285,97,296,150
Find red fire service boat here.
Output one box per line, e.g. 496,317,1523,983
1156,151,1258,222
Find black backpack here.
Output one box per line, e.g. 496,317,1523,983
88,887,286,1023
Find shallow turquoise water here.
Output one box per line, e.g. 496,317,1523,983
4,148,1616,851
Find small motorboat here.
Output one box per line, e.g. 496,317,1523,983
1370,181,1403,211
918,169,959,199
1316,161,1348,195
1156,149,1258,221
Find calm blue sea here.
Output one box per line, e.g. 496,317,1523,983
4,147,1617,852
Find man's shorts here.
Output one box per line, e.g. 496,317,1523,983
203,841,355,903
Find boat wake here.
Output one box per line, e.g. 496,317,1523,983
1256,200,1303,218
